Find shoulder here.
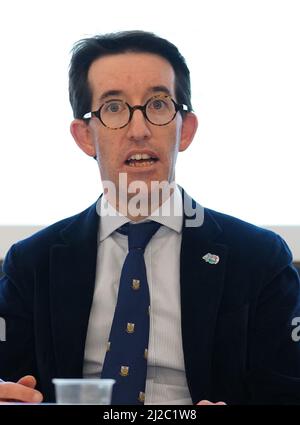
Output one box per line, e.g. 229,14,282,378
204,207,293,271
206,208,281,243
3,202,98,269
182,188,289,260
200,208,300,308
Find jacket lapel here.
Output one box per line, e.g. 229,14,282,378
49,203,99,378
180,191,228,403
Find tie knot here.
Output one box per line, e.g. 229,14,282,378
118,221,161,251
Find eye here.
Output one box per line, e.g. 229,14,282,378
148,98,168,111
103,100,125,113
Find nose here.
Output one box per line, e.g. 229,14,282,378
126,108,151,141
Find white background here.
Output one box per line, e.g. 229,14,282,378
0,0,299,226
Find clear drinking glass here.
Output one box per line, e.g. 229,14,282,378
52,378,115,404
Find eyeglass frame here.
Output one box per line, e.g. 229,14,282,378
82,94,189,129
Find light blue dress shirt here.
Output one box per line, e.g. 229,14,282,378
83,185,195,404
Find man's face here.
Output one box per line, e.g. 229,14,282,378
72,52,196,207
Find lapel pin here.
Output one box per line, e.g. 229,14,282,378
202,253,220,265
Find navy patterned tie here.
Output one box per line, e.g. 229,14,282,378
101,221,161,405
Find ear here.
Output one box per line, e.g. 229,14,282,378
179,112,198,152
70,119,96,157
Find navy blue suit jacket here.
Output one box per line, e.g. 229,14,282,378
1,192,300,404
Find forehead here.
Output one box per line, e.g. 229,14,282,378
87,52,176,102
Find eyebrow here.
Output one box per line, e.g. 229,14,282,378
98,86,173,104
147,86,172,96
98,90,124,103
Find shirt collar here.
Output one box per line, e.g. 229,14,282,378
97,184,183,242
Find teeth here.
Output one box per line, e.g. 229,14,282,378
128,160,155,167
128,153,152,160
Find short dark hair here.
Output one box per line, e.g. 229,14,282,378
69,30,192,119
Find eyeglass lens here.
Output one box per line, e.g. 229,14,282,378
100,96,176,128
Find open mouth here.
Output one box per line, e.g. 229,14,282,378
125,153,159,167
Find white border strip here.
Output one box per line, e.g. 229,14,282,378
0,225,300,261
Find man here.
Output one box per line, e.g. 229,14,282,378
0,31,300,405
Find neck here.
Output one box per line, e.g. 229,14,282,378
103,182,177,221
